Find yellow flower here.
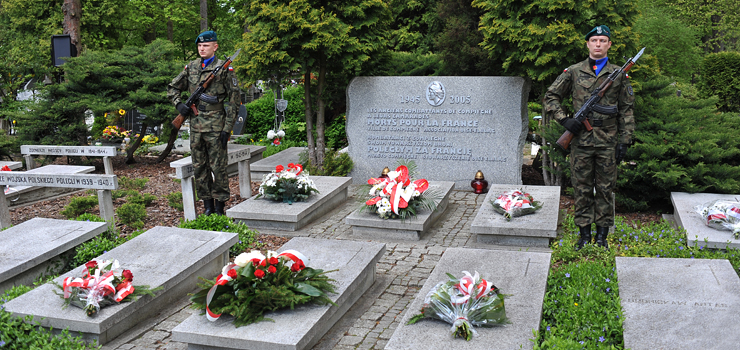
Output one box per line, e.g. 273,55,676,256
118,109,126,115
574,303,578,306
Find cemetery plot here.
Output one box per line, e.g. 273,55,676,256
2,226,237,345
250,147,306,180
172,237,386,350
345,181,455,240
170,144,262,220
671,192,740,249
385,247,551,350
0,161,22,170
617,257,740,350
227,176,352,231
471,185,561,247
0,218,107,293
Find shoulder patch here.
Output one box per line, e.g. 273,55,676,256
625,73,630,79
184,65,188,70
228,66,234,71
563,68,568,73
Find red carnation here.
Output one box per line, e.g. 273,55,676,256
366,197,381,206
291,261,305,272
275,165,284,172
273,138,281,145
254,269,265,279
122,269,134,282
267,265,277,274
260,259,267,267
250,258,261,266
227,269,237,279
268,257,279,265
85,260,98,270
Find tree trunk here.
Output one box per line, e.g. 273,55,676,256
315,54,327,168
155,127,179,163
125,122,148,164
303,67,317,166
200,0,208,31
167,20,174,42
61,0,82,55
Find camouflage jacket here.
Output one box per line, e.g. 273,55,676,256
167,58,241,133
544,58,635,147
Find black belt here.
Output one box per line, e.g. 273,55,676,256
198,103,224,112
589,117,616,127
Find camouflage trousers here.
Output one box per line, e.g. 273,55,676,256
191,132,229,202
569,145,617,227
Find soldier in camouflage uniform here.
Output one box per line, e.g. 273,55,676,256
167,30,241,216
544,25,635,250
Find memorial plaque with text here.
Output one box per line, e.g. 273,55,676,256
347,77,530,189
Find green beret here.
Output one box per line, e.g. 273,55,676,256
585,25,611,40
195,30,217,44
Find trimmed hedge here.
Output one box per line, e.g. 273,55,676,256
699,51,740,113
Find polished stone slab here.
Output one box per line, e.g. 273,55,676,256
250,147,306,180
345,181,455,240
671,192,740,249
386,247,551,350
227,176,351,231
617,257,740,350
471,185,561,247
0,218,108,293
3,226,237,345
172,237,386,350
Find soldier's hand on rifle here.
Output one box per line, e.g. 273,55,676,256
176,102,191,116
616,143,629,163
218,131,230,149
559,118,583,134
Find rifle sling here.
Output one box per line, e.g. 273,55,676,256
588,116,616,127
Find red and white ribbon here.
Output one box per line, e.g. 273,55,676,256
205,263,237,321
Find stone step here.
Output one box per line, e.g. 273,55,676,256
0,218,108,293
471,185,561,247
3,226,238,345
385,247,551,349
172,237,386,350
250,147,306,180
671,192,740,249
617,257,740,350
227,176,352,231
345,181,455,240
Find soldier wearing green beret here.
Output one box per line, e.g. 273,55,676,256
544,25,636,250
167,30,241,216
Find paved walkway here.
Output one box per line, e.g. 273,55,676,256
103,187,552,350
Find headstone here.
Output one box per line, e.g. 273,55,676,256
2,226,238,345
471,185,562,247
227,176,352,231
345,181,455,240
385,248,551,350
0,218,107,293
617,257,740,350
250,147,306,180
172,237,386,350
346,77,530,189
671,192,740,249
232,105,247,135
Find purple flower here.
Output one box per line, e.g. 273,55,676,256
547,326,551,331
565,273,571,278
599,336,605,342
605,278,611,282
606,287,611,292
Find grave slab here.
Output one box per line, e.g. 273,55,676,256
0,161,22,170
250,147,306,180
3,226,237,345
0,218,108,293
471,185,561,247
227,176,351,231
346,76,530,190
5,164,96,207
345,181,455,240
386,247,551,350
172,237,386,350
671,192,740,249
617,257,740,350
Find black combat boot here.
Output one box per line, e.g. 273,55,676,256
595,226,610,249
575,226,592,251
203,198,215,216
214,199,226,216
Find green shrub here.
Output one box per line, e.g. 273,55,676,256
112,189,136,199
300,149,354,177
118,176,149,191
166,192,184,211
61,195,99,219
116,203,147,229
325,114,348,149
178,215,259,257
127,192,157,206
699,51,740,113
245,86,306,142
75,213,105,222
70,232,122,268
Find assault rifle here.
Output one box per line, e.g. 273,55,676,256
171,49,241,130
556,47,645,150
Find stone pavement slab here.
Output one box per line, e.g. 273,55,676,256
171,237,386,350
227,176,352,231
671,192,740,249
0,218,108,293
345,181,455,240
617,257,740,350
385,247,551,350
3,226,237,345
471,185,561,247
